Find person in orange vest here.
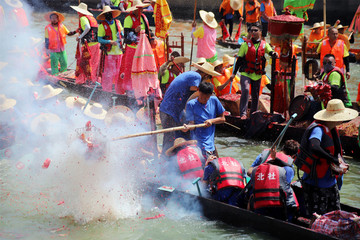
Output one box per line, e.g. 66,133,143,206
149,32,166,71
244,0,260,30
260,0,276,39
307,23,324,52
70,3,101,85
97,6,123,92
118,0,151,95
211,60,240,96
203,155,247,207
219,0,243,41
317,26,350,79
166,138,205,180
44,11,76,75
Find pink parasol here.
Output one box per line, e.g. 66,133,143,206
268,10,304,45
349,5,360,33
131,30,162,100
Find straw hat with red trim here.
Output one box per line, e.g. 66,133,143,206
336,24,348,31
105,105,135,126
192,61,221,77
65,96,87,109
44,11,65,23
191,57,207,67
70,2,93,16
96,5,121,20
199,10,218,29
82,103,107,120
212,60,223,68
313,99,358,122
5,0,23,8
0,94,16,111
36,85,63,100
222,54,235,66
166,137,198,156
309,22,321,30
126,0,150,12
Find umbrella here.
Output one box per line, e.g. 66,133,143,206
154,0,172,39
131,30,162,100
349,4,360,33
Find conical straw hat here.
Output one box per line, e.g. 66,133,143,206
70,2,93,16
0,94,16,111
313,99,358,122
96,5,121,20
199,10,218,29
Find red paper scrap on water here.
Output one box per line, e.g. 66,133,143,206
144,214,165,220
42,158,51,169
57,200,64,205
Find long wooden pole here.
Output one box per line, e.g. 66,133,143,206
323,0,326,34
112,123,206,141
189,0,197,71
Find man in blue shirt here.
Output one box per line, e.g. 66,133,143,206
184,81,225,158
159,62,221,157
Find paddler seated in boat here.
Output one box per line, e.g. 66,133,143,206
211,59,240,96
165,138,205,180
249,146,299,221
317,26,351,79
159,56,190,94
229,22,277,120
44,11,76,76
191,10,218,63
295,99,357,218
159,62,220,157
203,155,247,207
315,54,352,108
183,81,225,158
307,22,324,52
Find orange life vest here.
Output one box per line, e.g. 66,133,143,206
219,0,234,16
213,68,239,96
45,23,67,50
320,39,345,70
11,8,29,27
245,0,260,23
152,39,165,69
263,0,275,18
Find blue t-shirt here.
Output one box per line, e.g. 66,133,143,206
251,153,294,184
186,96,225,152
159,71,201,123
303,126,337,188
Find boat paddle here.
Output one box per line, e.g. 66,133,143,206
83,81,101,111
112,123,206,141
237,113,297,198
229,55,238,94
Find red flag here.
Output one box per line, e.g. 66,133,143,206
219,21,230,40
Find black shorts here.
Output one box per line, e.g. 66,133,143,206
261,22,268,37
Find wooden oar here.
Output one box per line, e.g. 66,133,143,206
189,0,197,71
112,123,206,141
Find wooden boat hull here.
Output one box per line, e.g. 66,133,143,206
145,182,358,240
40,70,139,109
221,115,360,160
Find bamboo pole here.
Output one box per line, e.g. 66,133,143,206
112,123,206,141
189,0,197,71
323,0,326,34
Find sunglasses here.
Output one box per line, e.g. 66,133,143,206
250,29,259,32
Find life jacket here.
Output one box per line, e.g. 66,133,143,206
176,145,204,179
212,68,239,96
263,0,275,19
101,19,122,52
10,8,29,27
125,13,150,47
320,39,345,71
219,0,234,16
252,163,287,209
308,30,323,49
78,15,98,44
245,0,260,23
164,71,176,90
209,157,246,191
244,39,266,75
152,39,165,69
321,67,350,106
45,23,67,50
295,121,342,179
259,149,294,166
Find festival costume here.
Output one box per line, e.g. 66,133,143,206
45,23,69,75
98,19,123,92
75,15,101,84
204,157,246,206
